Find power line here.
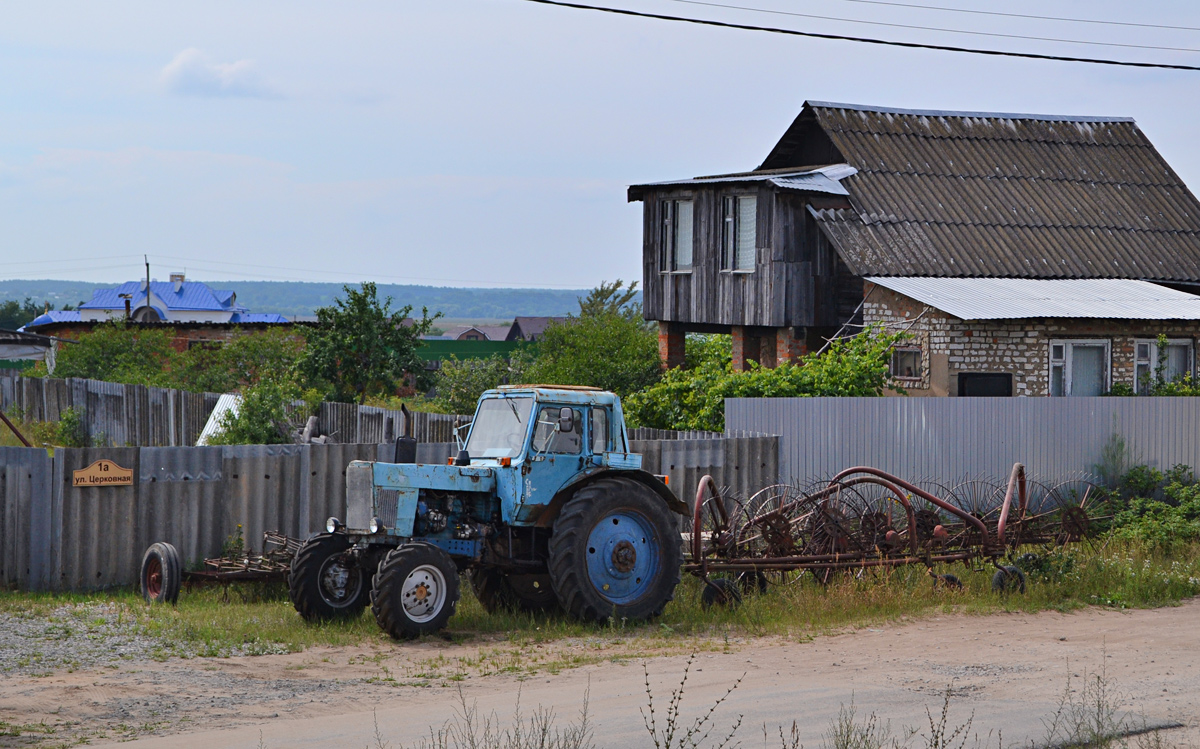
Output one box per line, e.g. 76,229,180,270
818,0,1200,34
662,0,1200,53
518,0,1200,71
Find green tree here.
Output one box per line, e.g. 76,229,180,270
525,280,661,398
173,328,304,393
624,325,907,432
205,379,301,445
298,282,440,404
432,350,532,414
47,320,179,386
0,298,56,330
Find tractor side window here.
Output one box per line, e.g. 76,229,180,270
532,406,583,454
591,407,609,454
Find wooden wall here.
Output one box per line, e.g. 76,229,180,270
640,184,860,330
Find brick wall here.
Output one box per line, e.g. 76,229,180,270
863,283,1200,396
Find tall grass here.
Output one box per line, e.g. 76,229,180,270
1,541,1197,660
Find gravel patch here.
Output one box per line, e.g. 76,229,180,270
0,602,288,676
0,603,166,675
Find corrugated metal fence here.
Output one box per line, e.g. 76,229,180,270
726,396,1200,486
2,375,220,447
0,374,469,447
0,435,777,592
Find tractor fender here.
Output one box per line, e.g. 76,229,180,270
533,469,690,528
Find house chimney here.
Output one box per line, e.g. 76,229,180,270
170,273,184,293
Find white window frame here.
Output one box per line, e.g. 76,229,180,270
721,194,757,273
659,198,693,274
889,347,923,381
1134,338,1195,393
1048,339,1110,396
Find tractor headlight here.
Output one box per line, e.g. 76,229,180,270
369,516,383,534
326,517,342,534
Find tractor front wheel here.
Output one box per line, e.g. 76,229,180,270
371,543,461,639
289,533,369,621
548,478,682,623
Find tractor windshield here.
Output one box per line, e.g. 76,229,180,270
464,397,534,458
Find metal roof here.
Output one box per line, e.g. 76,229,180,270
628,164,855,200
803,101,1135,123
80,280,249,313
866,276,1200,320
771,102,1200,282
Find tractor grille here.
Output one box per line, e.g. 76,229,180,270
345,462,374,531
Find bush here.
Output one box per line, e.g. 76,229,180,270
432,351,531,415
206,380,305,445
625,325,907,432
1108,464,1200,553
524,281,662,398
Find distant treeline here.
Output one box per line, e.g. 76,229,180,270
0,280,631,320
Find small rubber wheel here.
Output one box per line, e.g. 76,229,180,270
288,533,369,621
991,565,1027,594
701,578,742,609
371,543,461,640
140,542,181,604
469,569,558,614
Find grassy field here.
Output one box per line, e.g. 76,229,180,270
2,541,1197,669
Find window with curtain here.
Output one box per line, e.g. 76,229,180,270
721,195,757,271
1134,338,1194,392
1049,340,1110,396
660,199,693,272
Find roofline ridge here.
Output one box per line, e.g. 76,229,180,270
805,100,1135,123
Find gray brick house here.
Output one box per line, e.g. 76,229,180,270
629,101,1200,396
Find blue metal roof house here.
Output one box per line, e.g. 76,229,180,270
23,274,288,331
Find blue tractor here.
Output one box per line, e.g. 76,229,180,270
288,385,688,639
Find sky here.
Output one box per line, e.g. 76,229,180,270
1,0,1199,289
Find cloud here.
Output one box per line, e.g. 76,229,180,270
159,48,279,99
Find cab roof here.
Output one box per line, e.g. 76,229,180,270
484,385,617,405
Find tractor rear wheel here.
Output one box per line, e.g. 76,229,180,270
371,543,461,639
547,477,682,623
289,533,369,621
140,542,181,604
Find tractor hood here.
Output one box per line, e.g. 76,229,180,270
345,461,496,534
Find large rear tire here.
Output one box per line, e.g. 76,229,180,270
547,477,682,623
289,533,369,621
140,542,181,604
371,543,461,639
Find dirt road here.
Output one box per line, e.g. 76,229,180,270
2,600,1197,748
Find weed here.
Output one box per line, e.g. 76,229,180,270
388,684,595,749
641,653,743,749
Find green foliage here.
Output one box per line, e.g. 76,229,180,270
55,406,93,447
299,282,440,404
1107,463,1200,553
432,350,533,415
524,280,661,398
48,320,179,386
625,325,908,432
205,380,302,445
172,328,304,393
